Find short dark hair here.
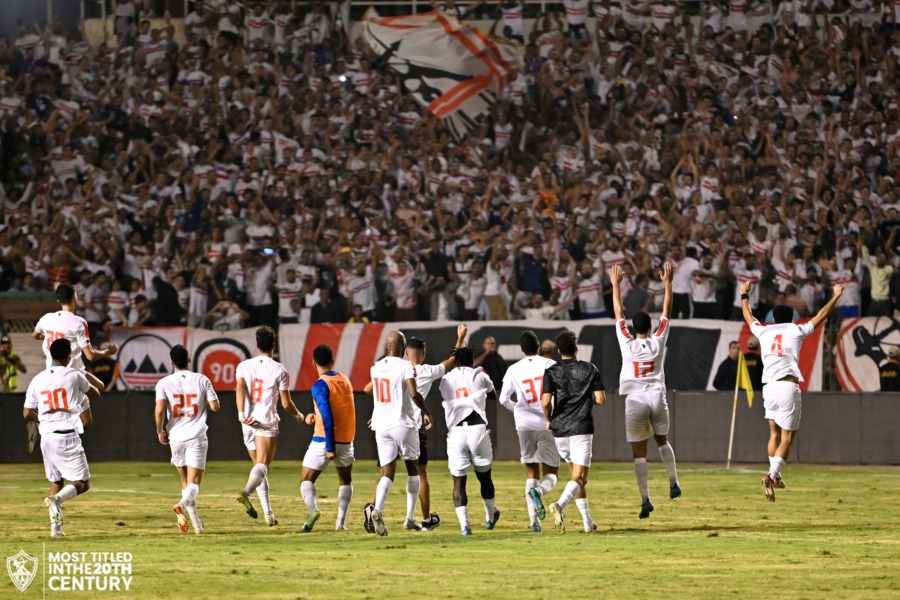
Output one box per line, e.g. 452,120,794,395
773,305,793,324
256,326,276,352
520,330,540,355
56,283,76,304
313,344,334,367
632,311,652,334
556,330,577,356
454,346,475,368
170,345,189,369
406,337,426,352
49,338,72,362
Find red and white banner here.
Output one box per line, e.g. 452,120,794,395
834,316,899,391
110,327,187,391
362,9,521,141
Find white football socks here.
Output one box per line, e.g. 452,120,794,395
770,456,786,479
55,484,78,503
337,485,353,527
525,478,538,524
634,458,649,502
243,463,268,497
538,473,558,495
300,480,319,514
257,476,272,515
375,476,392,513
575,497,592,528
483,497,496,523
659,443,679,486
557,481,581,510
455,506,469,530
406,476,420,522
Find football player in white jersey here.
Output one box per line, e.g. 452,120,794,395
362,325,467,532
155,345,220,534
23,338,100,536
439,346,501,535
740,279,843,501
32,283,119,391
368,331,434,536
499,330,560,532
610,262,681,520
235,326,309,523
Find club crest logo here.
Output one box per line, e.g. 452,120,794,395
7,550,37,592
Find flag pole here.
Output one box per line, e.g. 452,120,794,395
726,378,739,470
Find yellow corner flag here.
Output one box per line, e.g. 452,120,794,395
736,352,754,408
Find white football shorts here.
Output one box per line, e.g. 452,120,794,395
517,429,560,466
170,435,209,470
447,423,493,477
763,380,801,431
624,388,670,442
555,434,593,468
302,441,355,471
375,425,420,465
41,432,90,482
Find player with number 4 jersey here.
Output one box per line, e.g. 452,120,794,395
610,262,682,521
740,278,843,502
234,326,309,525
155,345,220,534
24,338,100,537
499,330,560,532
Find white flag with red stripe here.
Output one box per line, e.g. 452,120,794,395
362,9,522,141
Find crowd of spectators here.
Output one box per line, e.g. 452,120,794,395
2,0,900,342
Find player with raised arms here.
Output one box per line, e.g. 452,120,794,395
368,330,434,536
740,279,843,501
610,262,682,520
235,326,308,523
543,330,606,533
23,338,100,536
298,344,356,532
499,330,560,532
155,345,220,534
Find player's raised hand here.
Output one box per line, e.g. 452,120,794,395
833,283,844,297
457,323,468,340
740,281,753,295
423,413,433,430
609,264,623,285
304,413,316,425
106,343,119,355
659,262,674,283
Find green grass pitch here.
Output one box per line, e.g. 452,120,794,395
2,461,899,599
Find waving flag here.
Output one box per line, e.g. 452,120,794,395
362,9,522,141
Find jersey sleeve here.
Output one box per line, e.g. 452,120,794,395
749,321,765,336
76,318,90,347
615,318,633,348
201,375,219,404
277,366,290,391
498,370,516,411
798,322,815,338
590,364,605,391
24,378,39,409
75,371,91,395
542,366,556,395
34,315,46,335
235,361,247,386
418,363,446,386
311,379,335,452
654,316,670,346
479,370,495,394
155,379,166,402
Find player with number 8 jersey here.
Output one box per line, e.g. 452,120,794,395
499,330,560,532
610,262,682,521
234,326,308,524
155,345,220,534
